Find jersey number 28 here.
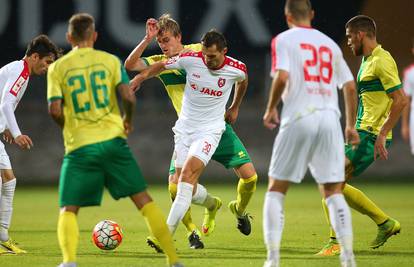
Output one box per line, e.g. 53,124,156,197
300,43,333,84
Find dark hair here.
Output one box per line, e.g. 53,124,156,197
158,13,181,37
345,15,376,38
68,13,95,42
25,34,60,59
201,29,227,51
285,0,312,20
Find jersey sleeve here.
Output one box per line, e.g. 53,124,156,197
403,68,414,96
164,55,185,70
270,36,277,77
114,58,130,87
335,54,354,89
0,64,28,137
142,54,165,66
47,63,63,102
272,35,290,74
375,55,402,94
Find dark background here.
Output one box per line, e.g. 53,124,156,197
0,0,413,183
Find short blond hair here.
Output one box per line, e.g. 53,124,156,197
158,14,181,37
68,13,95,42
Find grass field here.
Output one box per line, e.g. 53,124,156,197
0,183,413,267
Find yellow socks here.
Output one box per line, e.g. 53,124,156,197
343,184,388,225
236,174,258,215
322,183,389,239
57,211,79,263
141,201,179,266
169,182,197,232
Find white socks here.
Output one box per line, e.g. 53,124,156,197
166,182,193,235
326,193,355,263
0,178,16,242
263,191,285,264
192,183,216,210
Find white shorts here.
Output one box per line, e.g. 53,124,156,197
410,112,414,155
173,127,223,168
268,110,345,184
0,141,11,169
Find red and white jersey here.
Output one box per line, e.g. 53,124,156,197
270,27,354,126
403,64,414,110
165,51,247,131
0,60,30,136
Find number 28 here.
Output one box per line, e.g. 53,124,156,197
300,43,333,84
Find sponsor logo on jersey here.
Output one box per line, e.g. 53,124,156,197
200,87,223,96
218,77,226,88
9,76,27,96
192,73,201,78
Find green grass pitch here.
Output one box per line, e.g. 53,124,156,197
0,183,413,267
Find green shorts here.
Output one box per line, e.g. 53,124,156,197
345,130,392,177
169,123,251,174
59,137,147,207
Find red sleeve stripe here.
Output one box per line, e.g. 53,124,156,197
271,36,277,74
180,51,202,58
224,57,247,74
9,61,29,96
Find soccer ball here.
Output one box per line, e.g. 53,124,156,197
92,220,123,250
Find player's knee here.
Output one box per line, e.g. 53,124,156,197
168,173,179,184
1,169,15,181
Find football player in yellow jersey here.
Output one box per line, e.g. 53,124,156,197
47,13,182,267
317,15,408,256
125,14,258,251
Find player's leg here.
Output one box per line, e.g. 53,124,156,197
168,162,203,249
57,142,106,267
167,156,205,235
263,114,315,267
102,137,180,266
0,152,26,254
211,123,257,235
310,111,355,267
57,206,80,267
263,178,289,267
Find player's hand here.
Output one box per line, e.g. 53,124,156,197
129,75,145,92
145,18,159,41
374,133,388,160
225,106,239,124
263,108,280,130
123,119,134,135
345,126,360,147
401,125,410,143
14,135,33,150
2,129,14,144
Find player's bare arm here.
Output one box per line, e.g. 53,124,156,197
124,18,159,72
1,100,33,149
130,61,167,91
401,95,411,142
342,80,360,146
118,83,136,135
48,99,64,128
225,75,248,124
375,89,409,160
263,70,289,130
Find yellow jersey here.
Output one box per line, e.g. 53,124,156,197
47,47,130,154
142,43,202,115
356,45,402,139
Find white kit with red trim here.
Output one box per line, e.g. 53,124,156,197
0,60,30,137
270,26,354,126
165,51,246,131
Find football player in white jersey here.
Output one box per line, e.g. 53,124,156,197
401,41,414,155
262,1,359,267
129,29,248,238
0,35,59,254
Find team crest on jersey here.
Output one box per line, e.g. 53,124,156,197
217,77,226,88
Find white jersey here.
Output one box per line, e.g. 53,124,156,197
165,51,246,131
0,60,30,137
403,64,414,110
270,27,354,126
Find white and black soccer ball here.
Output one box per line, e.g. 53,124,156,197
92,220,123,250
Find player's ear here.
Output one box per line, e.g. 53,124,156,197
223,47,228,55
309,10,315,21
93,31,98,42
66,32,72,45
